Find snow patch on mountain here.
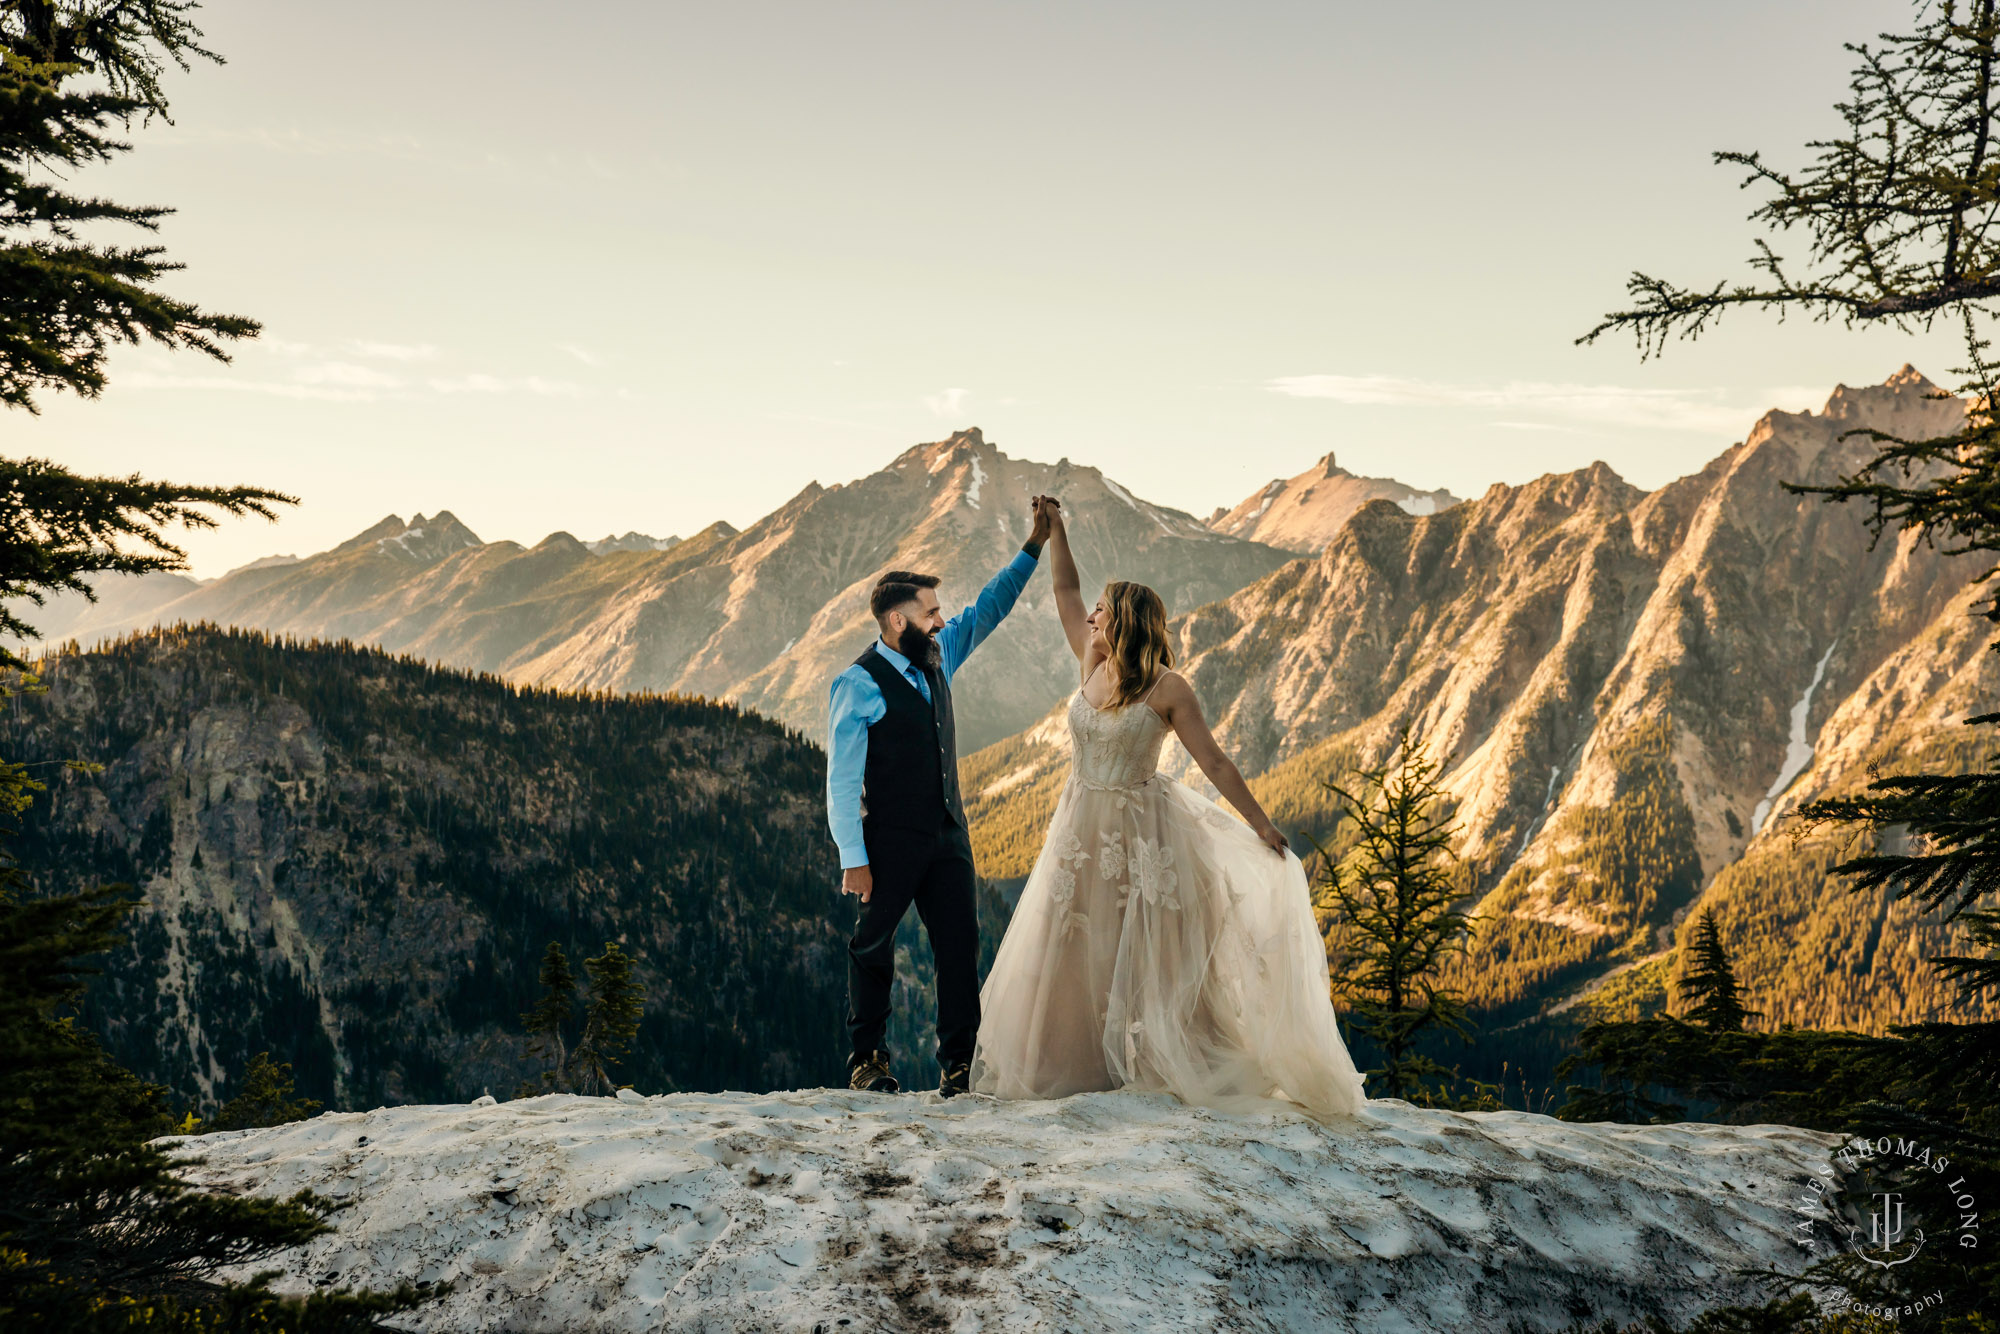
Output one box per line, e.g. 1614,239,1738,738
1751,640,1838,836
1102,476,1176,536
169,1088,1836,1333
966,455,987,510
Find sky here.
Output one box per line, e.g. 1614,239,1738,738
12,0,1966,577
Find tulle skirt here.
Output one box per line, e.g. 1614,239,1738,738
970,772,1367,1120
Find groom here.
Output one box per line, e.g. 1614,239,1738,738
826,494,1057,1098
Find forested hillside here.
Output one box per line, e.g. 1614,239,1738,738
1,626,849,1112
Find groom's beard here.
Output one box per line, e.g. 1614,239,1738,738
897,623,942,672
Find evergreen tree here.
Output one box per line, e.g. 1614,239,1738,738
567,942,644,1096
0,788,425,1325
1312,724,1477,1103
208,1052,321,1133
1675,909,1755,1032
1,0,292,666
0,6,416,1313
0,1,258,411
516,941,574,1097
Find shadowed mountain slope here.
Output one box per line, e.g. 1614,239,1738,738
3,626,848,1110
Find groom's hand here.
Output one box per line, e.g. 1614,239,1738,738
842,865,874,904
1028,494,1057,546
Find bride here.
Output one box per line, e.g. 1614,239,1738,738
969,498,1367,1119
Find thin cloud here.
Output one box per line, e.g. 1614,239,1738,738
427,373,586,397
295,361,402,389
122,361,588,403
1266,373,1826,435
924,386,969,417
169,126,430,162
559,344,599,366
1492,420,1585,433
120,370,386,402
349,340,438,362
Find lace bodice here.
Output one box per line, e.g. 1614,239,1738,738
1066,679,1170,791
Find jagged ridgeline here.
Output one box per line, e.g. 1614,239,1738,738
1,625,847,1111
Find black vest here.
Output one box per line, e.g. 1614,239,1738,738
855,642,965,836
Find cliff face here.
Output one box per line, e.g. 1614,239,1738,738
171,1089,1841,1333
4,627,849,1110
966,368,2000,1030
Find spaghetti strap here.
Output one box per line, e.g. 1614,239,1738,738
1141,671,1171,704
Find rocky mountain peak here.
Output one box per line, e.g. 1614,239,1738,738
585,532,682,556
890,427,991,476
371,511,484,564
327,512,484,564
1208,450,1459,552
533,531,587,555
1882,362,1937,392
330,514,413,554
1736,367,1965,476
1820,364,1952,421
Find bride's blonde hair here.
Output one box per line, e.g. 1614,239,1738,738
1100,580,1175,707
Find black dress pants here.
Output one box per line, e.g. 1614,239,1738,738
846,817,979,1070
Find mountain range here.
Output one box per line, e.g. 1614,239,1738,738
17,372,1998,1100
963,367,2000,1055
19,431,1297,752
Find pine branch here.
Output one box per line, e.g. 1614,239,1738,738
1579,2,2000,362
0,455,294,664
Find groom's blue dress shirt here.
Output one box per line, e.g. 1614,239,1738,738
826,548,1040,869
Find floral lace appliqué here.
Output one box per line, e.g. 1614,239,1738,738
1097,830,1127,881
1132,837,1179,910
1050,863,1076,906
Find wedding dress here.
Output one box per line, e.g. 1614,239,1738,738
969,666,1367,1119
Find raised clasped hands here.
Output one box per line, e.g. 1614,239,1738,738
1028,493,1062,545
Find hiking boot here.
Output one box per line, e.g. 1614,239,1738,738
848,1050,899,1093
938,1061,971,1099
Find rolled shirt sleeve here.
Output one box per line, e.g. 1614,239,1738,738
825,666,884,869
937,547,1041,680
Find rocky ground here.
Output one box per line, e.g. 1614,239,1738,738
171,1089,1840,1333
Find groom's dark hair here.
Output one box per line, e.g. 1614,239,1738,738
871,570,939,622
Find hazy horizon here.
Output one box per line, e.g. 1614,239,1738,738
16,0,1960,577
